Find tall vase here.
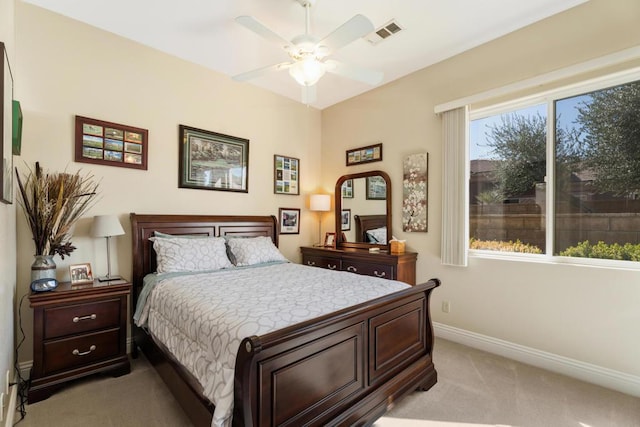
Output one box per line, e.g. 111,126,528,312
31,255,57,282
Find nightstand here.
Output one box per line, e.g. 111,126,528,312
28,279,131,403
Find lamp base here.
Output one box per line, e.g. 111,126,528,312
98,275,122,282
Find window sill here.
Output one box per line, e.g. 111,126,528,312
468,250,640,271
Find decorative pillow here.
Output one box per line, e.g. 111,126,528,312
152,236,233,273
226,236,287,266
155,231,237,264
366,226,387,244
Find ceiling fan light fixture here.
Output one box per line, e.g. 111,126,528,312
288,57,326,86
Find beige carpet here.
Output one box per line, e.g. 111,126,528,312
15,338,640,426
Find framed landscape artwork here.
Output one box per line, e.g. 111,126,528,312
179,125,249,193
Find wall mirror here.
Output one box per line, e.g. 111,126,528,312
334,170,391,250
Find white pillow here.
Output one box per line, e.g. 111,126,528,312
152,236,233,273
226,236,287,266
366,226,387,244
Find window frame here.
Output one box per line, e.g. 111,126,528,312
467,66,640,270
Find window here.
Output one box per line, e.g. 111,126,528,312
469,74,640,264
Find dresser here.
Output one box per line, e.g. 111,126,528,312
28,280,131,403
300,246,417,285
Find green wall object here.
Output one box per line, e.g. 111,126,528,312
12,99,21,155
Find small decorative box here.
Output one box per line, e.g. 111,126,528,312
390,240,405,254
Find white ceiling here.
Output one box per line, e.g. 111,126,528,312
25,0,588,109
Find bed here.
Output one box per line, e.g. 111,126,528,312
354,214,387,243
130,213,439,427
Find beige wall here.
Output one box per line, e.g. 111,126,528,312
0,0,16,401
14,3,322,363
322,0,640,380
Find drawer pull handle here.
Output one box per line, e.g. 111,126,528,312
72,345,96,356
328,264,337,270
373,271,386,278
73,314,97,323
347,266,357,272
306,261,316,266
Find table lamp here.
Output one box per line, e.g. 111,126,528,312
309,194,331,246
91,215,125,281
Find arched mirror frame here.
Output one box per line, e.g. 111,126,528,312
334,170,392,250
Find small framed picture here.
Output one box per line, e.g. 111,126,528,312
346,143,383,166
341,179,354,198
278,208,300,234
274,154,300,195
366,175,387,200
341,209,351,231
69,263,93,284
324,232,336,248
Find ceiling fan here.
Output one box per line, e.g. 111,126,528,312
232,0,384,104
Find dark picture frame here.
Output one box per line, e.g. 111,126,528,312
278,208,300,234
341,179,354,198
75,116,148,170
341,208,351,231
366,175,387,200
324,232,336,248
274,154,299,195
179,125,249,193
346,142,382,166
1,42,13,204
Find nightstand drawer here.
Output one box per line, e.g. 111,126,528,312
44,299,121,339
43,328,121,374
342,260,394,280
303,255,341,270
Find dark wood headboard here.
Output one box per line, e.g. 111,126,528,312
354,214,387,242
130,213,278,303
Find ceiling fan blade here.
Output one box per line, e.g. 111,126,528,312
232,62,293,82
324,59,383,85
235,16,291,50
318,14,374,52
302,85,317,105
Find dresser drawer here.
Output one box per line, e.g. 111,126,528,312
44,299,121,339
342,260,394,280
43,328,121,374
303,255,341,271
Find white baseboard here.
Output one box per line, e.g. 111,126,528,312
434,322,640,398
3,382,18,427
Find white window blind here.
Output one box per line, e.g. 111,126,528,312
441,106,468,266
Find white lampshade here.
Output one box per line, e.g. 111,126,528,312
310,194,331,212
91,215,125,238
289,58,326,86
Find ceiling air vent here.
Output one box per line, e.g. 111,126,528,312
365,19,403,45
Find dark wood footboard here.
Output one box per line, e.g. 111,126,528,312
234,279,439,427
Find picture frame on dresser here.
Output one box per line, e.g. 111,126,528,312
324,232,336,248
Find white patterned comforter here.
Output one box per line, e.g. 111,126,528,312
135,262,410,427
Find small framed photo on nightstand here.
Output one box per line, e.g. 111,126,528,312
70,263,93,284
